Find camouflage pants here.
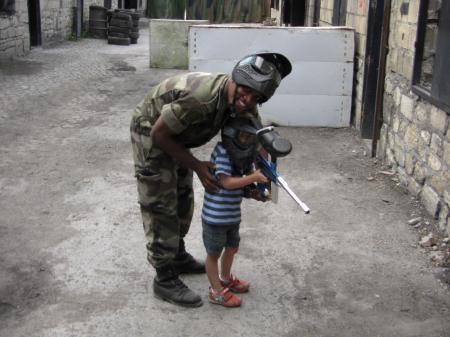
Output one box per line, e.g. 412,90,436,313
130,121,194,269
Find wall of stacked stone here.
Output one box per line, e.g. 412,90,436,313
378,2,450,235
344,0,367,129
310,0,368,129
318,0,333,26
304,0,315,26
0,0,29,58
40,0,73,46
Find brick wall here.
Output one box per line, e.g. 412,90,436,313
378,0,450,234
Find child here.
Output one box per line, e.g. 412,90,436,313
201,117,268,307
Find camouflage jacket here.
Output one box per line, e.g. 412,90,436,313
131,72,259,148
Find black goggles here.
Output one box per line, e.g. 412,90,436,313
237,55,277,75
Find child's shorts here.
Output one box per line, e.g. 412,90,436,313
202,220,240,255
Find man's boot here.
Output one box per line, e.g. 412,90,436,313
172,239,206,274
153,265,203,307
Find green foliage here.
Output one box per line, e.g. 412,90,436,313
69,30,89,41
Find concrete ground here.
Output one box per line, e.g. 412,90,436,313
1,25,450,337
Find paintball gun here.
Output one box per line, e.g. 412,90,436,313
253,122,310,214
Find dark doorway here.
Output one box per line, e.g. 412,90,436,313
283,0,305,26
332,0,347,25
124,0,137,9
361,0,386,139
313,0,321,26
73,0,84,39
27,0,41,46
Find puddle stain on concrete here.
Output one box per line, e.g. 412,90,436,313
108,61,136,72
0,60,44,76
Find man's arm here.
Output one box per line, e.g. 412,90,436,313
150,117,219,192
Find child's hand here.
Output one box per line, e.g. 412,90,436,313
249,188,270,202
250,169,269,184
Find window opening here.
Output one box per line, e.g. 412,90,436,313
413,0,450,113
0,0,15,14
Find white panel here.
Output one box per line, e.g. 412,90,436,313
190,61,353,96
189,25,355,127
262,95,352,127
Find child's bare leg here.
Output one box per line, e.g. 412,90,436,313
205,253,222,290
220,246,238,279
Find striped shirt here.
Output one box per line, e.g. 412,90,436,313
201,142,243,226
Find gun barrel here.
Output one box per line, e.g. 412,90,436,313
277,177,310,214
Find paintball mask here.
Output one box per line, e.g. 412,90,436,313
232,52,292,103
221,117,259,171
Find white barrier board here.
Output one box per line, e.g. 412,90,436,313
189,25,354,127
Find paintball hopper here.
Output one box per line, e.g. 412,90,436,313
250,118,292,157
256,126,292,158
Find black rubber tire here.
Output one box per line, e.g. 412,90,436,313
110,17,132,28
89,19,107,28
130,38,138,44
89,27,108,38
108,31,129,39
108,36,130,46
115,9,140,20
108,25,130,34
89,5,107,20
111,12,132,20
129,31,139,39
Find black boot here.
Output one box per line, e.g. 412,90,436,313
172,239,206,274
153,265,203,308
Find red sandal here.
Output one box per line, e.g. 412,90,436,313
208,287,241,307
220,274,250,293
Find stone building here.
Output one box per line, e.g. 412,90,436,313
0,0,143,58
272,0,449,235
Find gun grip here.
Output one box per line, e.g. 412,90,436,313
256,182,271,201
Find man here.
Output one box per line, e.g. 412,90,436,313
130,52,292,307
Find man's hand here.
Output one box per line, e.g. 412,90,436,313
152,118,218,193
194,161,219,193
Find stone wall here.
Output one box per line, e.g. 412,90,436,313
304,0,314,26
303,0,367,129
318,0,333,26
40,0,73,46
0,0,29,58
343,0,367,129
378,0,450,235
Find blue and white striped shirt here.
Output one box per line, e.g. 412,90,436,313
201,142,243,226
